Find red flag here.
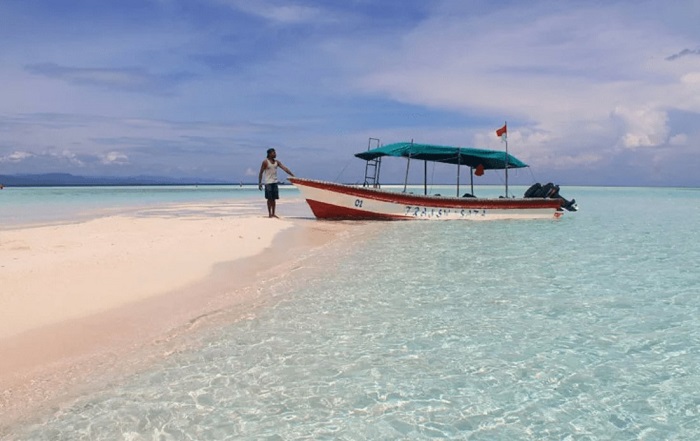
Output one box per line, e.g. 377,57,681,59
496,124,507,138
475,164,484,176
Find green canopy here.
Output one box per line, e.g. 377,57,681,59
354,142,527,169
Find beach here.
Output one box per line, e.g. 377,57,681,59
0,200,345,431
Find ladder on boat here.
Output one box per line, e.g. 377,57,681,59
363,137,382,188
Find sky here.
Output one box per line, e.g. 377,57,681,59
1,0,699,187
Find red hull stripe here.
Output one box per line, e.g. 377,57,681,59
307,199,407,220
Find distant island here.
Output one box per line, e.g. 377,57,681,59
0,173,232,187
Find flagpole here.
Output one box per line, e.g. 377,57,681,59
504,121,509,198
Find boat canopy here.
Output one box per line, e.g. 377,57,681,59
354,142,527,170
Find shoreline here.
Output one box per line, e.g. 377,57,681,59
0,201,346,432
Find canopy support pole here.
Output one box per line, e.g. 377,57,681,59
470,168,474,196
403,155,411,193
456,148,461,197
403,140,414,194
424,160,427,195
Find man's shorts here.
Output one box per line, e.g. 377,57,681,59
264,183,279,200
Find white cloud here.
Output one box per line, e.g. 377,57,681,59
1,151,34,163
669,134,687,146
613,106,669,149
214,0,327,24
681,72,700,84
102,151,129,165
58,150,85,166
344,1,697,149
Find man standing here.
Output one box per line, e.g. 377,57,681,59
258,148,294,218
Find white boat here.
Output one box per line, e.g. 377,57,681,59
290,141,577,221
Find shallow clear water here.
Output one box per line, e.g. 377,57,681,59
0,185,300,227
8,186,700,440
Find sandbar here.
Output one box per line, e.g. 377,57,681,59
0,200,347,430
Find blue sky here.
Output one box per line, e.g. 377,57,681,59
1,0,699,186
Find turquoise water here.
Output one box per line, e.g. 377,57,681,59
5,186,700,440
0,184,566,227
0,185,302,227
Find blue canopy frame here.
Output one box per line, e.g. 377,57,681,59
355,141,528,197
355,142,527,169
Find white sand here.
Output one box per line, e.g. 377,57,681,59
0,214,290,339
0,202,344,429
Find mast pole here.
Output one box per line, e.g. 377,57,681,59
504,120,509,198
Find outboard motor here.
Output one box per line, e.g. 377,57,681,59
524,183,541,198
524,182,578,212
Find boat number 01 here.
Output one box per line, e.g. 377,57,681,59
354,199,363,208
